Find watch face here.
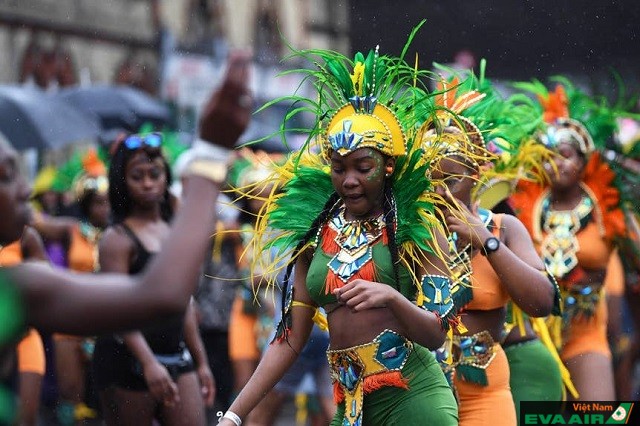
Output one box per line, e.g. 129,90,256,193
486,238,499,251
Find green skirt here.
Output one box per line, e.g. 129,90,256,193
504,338,563,425
330,344,458,425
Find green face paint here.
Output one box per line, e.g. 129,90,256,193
364,149,385,182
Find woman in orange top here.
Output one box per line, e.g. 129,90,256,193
32,156,110,425
510,82,628,401
431,152,556,426
418,71,557,426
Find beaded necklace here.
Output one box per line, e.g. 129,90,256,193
324,204,385,284
540,192,593,278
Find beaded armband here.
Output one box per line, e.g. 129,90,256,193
272,281,294,343
417,274,458,331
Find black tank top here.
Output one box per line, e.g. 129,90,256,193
119,223,186,354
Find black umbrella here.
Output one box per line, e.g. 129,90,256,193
237,100,311,153
56,85,171,132
0,86,101,151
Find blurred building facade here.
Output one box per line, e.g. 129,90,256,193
0,0,350,95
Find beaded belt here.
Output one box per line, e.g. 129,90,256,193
562,285,602,323
327,330,413,426
451,330,497,386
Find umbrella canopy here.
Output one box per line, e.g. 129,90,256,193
56,85,171,132
0,86,101,151
237,99,311,153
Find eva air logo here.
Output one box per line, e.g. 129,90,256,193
606,403,634,424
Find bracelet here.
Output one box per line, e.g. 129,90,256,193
184,159,228,184
221,411,242,426
191,138,233,163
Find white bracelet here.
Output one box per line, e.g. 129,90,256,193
191,138,233,163
221,411,242,426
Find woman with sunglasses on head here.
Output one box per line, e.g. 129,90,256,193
510,80,634,401
91,131,215,425
0,50,251,425
219,36,460,426
30,150,110,425
419,71,557,426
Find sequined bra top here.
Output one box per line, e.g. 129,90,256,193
306,207,415,307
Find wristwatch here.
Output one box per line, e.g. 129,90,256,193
481,236,500,256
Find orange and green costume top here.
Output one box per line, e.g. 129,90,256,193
236,22,463,426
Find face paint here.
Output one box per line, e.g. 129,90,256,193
331,148,387,219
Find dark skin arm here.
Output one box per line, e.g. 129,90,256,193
220,250,316,425
183,299,215,407
442,190,555,317
31,214,75,242
20,226,48,262
10,50,253,335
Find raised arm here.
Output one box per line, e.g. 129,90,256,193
9,50,253,336
31,213,75,242
496,214,556,316
443,193,555,317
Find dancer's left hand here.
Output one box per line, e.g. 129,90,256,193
441,188,493,251
334,279,395,312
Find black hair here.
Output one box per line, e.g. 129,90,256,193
382,180,401,291
108,139,173,224
276,192,340,348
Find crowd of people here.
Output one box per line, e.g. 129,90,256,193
1,24,640,426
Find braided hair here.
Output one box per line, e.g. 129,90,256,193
382,179,401,291
275,192,340,347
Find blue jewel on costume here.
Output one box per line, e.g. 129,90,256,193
349,95,377,114
329,120,364,155
328,249,374,283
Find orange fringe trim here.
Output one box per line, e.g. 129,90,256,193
325,259,376,295
333,371,409,404
320,224,340,254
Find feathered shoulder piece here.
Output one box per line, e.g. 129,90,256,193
509,180,547,242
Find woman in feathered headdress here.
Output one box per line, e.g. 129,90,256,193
510,77,633,401
219,24,459,426
415,62,560,425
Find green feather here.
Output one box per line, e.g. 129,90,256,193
266,166,334,252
